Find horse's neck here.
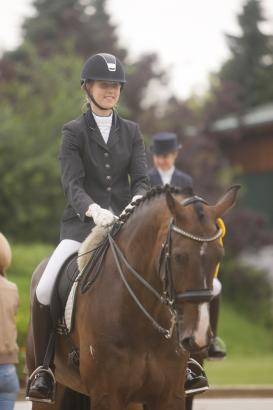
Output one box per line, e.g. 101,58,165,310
117,197,168,290
80,197,173,346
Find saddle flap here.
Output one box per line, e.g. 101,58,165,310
50,253,79,328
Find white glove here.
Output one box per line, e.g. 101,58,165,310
120,195,142,217
86,203,116,227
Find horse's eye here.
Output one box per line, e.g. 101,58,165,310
174,252,189,266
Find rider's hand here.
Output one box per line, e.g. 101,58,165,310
86,204,116,227
120,195,142,217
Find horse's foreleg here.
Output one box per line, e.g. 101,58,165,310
185,395,193,410
147,398,185,410
31,383,70,410
90,395,125,410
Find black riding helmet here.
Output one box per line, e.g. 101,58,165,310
81,53,126,111
81,53,126,85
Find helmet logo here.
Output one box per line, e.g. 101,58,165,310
99,53,117,72
107,62,116,71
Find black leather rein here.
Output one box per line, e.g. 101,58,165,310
108,195,223,339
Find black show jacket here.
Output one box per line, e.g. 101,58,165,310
59,109,149,242
148,167,192,190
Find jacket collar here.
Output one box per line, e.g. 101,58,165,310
151,167,178,186
84,109,120,150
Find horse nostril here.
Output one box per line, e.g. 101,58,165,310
181,337,196,352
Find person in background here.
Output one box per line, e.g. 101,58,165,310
0,233,20,410
148,132,226,396
148,132,193,190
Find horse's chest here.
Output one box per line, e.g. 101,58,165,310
94,348,182,392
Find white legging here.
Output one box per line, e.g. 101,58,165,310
36,239,81,305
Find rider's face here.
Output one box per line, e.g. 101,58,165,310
88,80,121,110
153,152,178,172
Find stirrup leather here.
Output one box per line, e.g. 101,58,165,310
26,366,56,403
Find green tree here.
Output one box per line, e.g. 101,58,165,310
22,0,126,58
0,0,168,241
0,0,126,83
0,46,84,242
204,0,273,121
0,0,167,122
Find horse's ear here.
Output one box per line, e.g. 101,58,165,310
211,185,241,217
166,189,180,216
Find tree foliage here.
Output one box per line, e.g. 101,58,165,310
24,0,127,57
1,0,273,244
0,46,84,241
204,0,273,121
0,0,168,241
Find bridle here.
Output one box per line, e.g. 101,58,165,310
160,196,222,307
108,195,223,339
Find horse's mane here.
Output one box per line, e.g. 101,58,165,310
119,185,194,224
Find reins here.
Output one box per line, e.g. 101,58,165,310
108,234,176,338
107,196,223,339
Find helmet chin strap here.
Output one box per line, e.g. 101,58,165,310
84,83,112,111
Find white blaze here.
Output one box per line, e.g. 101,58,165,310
194,303,209,347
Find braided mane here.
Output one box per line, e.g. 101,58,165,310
118,185,194,224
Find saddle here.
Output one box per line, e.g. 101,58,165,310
50,253,79,335
50,222,122,335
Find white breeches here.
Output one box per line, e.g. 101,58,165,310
212,277,222,297
36,239,81,305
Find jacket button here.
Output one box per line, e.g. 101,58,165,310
107,187,112,192
105,163,110,168
104,152,109,157
106,176,111,181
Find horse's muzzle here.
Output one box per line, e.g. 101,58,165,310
180,336,211,354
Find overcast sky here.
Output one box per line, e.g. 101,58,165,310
1,0,273,98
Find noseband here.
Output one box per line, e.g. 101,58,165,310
108,195,223,339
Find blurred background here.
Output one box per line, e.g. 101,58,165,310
0,0,273,386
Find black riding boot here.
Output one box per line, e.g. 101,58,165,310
26,294,55,403
208,295,226,359
185,358,209,396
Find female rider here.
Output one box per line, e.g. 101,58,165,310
27,53,150,402
27,53,206,403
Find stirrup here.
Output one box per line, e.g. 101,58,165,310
188,357,206,374
25,366,56,403
185,358,209,396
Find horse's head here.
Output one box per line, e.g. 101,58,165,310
159,185,240,353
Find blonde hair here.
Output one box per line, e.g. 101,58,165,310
0,233,12,275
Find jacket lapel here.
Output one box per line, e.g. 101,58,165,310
151,168,163,186
84,109,109,151
107,111,120,149
171,169,178,186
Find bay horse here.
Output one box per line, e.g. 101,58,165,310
26,185,239,410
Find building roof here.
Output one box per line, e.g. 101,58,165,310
211,102,273,133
